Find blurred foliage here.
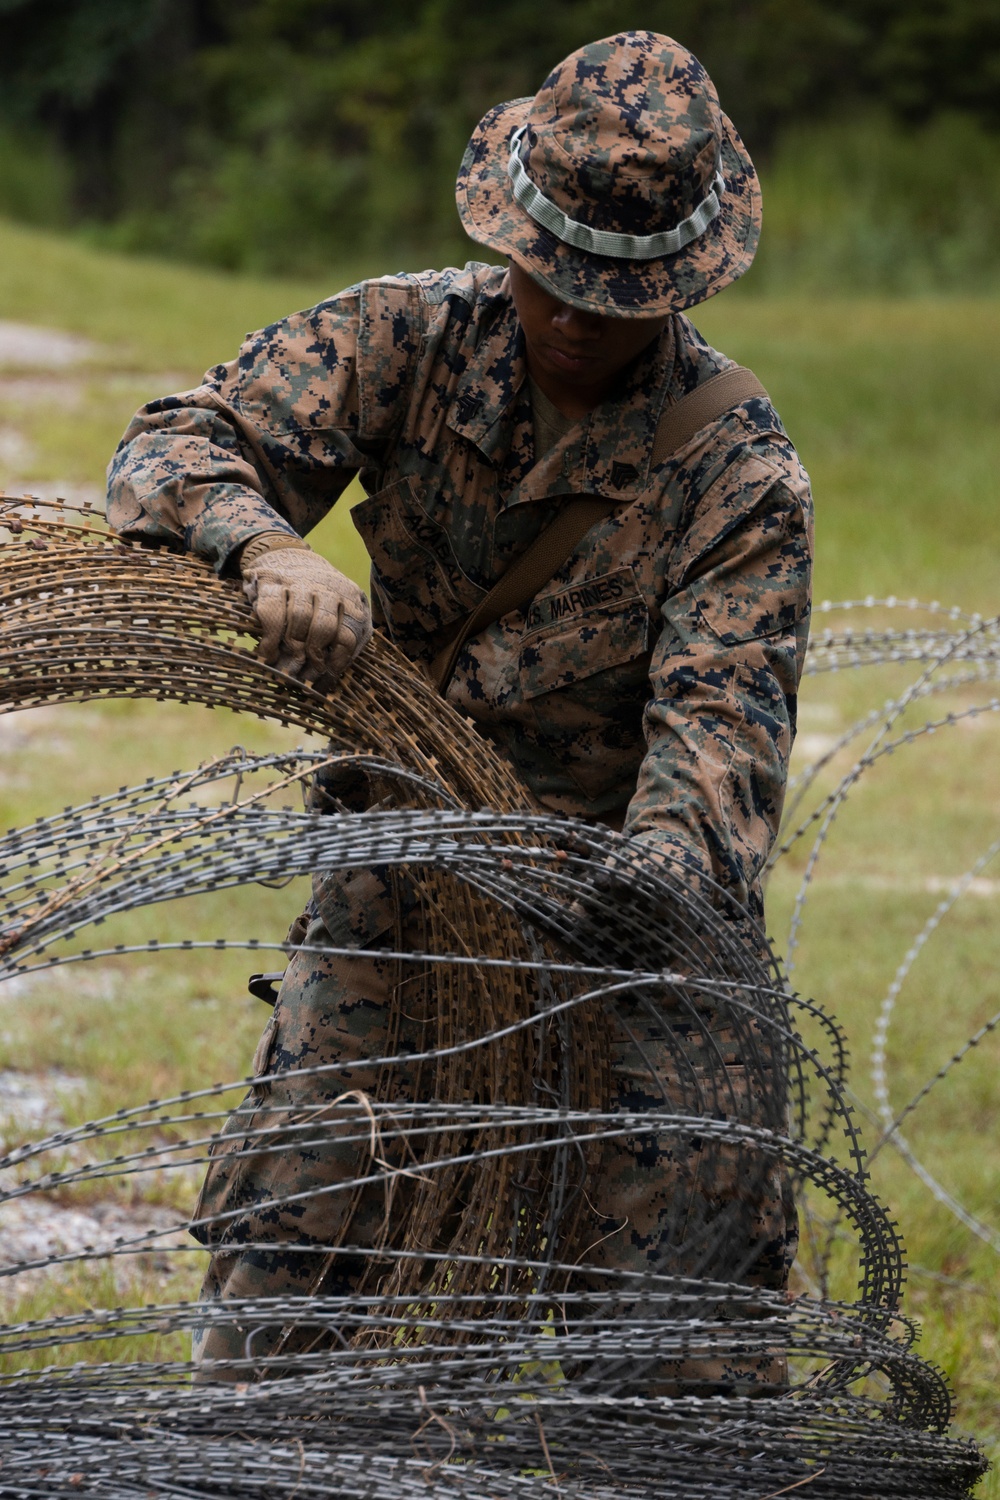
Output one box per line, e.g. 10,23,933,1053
753,110,1000,294
0,0,998,284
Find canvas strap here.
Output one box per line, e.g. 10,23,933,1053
650,364,766,466
431,363,767,694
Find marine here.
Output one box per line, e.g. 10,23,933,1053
107,30,812,1384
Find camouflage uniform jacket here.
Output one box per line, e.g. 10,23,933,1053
107,262,813,918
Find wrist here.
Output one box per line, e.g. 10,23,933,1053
239,530,311,571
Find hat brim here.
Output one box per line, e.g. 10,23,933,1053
456,97,761,319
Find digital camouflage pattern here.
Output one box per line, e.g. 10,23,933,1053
108,261,812,919
457,32,761,317
108,257,810,1381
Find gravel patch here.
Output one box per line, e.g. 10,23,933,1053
0,1068,198,1307
0,479,105,510
0,428,33,467
0,708,57,752
796,871,1000,898
0,1069,86,1143
0,322,102,370
0,1194,183,1272
793,732,840,761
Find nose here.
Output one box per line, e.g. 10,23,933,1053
551,302,604,343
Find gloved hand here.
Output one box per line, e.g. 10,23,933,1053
554,843,682,970
554,853,639,968
240,534,372,685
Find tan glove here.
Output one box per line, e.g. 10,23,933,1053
239,533,372,685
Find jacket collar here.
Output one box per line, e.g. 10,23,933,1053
445,273,525,465
447,273,677,507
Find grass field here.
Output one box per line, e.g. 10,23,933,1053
0,217,997,1483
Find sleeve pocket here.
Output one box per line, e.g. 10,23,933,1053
663,577,810,648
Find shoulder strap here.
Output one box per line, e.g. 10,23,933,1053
431,364,768,695
651,364,767,467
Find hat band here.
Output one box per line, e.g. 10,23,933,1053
507,124,725,261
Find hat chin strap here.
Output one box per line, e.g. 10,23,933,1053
506,124,725,261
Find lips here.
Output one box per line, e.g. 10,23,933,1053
544,343,602,373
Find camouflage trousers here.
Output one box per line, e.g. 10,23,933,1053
191,867,798,1391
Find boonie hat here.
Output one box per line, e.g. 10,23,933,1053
456,31,761,318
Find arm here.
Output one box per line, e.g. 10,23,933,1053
624,451,813,917
107,282,421,679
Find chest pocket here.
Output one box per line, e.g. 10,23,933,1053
351,476,483,644
518,569,653,801
520,571,650,696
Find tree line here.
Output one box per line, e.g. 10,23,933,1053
1,0,998,276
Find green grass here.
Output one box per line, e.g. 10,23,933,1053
692,296,1000,613
0,218,997,1482
767,660,1000,1473
0,216,365,371
2,215,998,609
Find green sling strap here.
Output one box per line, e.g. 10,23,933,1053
431,363,767,694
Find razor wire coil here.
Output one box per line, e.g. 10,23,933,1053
0,499,991,1499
